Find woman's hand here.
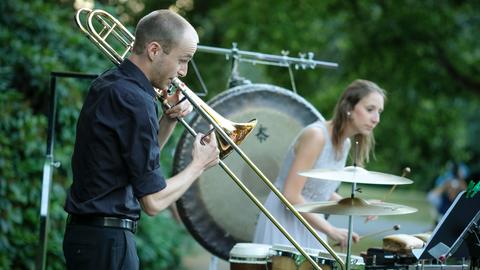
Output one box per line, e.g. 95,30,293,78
328,227,360,249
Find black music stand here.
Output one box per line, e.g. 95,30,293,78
413,191,480,264
36,71,97,270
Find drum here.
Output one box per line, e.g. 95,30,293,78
412,232,431,243
173,84,323,260
383,234,425,254
229,243,272,270
319,251,364,270
271,244,335,270
270,244,365,270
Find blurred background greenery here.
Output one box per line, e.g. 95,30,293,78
1,0,479,269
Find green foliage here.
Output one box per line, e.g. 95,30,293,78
136,212,194,270
0,91,47,270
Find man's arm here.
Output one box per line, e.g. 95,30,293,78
157,115,177,150
140,132,219,216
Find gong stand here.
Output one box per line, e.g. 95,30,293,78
198,43,339,95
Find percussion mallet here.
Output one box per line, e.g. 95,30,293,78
383,167,411,201
334,225,400,246
360,224,401,240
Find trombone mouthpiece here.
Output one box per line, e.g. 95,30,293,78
167,84,176,95
168,77,185,95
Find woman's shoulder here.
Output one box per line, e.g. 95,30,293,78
300,122,326,140
294,121,327,153
301,121,330,139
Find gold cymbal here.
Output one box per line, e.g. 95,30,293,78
298,166,413,185
295,197,417,216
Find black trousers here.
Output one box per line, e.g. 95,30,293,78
63,224,139,270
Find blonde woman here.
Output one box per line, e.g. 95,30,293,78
253,79,386,249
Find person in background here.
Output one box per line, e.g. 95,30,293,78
63,10,219,270
427,161,469,223
253,79,386,250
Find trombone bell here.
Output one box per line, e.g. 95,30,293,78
217,119,257,159
170,77,257,160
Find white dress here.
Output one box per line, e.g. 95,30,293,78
253,121,350,250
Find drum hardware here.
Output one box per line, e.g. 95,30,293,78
75,8,345,270
383,168,411,202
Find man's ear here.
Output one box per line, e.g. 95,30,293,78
146,42,162,61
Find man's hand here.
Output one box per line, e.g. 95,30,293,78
162,89,193,119
192,130,219,170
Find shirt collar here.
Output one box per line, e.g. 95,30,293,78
119,59,157,99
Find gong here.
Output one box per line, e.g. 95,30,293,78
173,84,323,260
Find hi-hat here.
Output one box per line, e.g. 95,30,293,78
295,197,417,216
298,166,413,185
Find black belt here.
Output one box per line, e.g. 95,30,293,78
67,214,137,234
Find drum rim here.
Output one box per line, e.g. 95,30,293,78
229,256,269,264
270,250,336,266
173,83,323,260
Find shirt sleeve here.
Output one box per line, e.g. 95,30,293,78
112,84,166,198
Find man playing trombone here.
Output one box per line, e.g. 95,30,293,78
63,9,219,270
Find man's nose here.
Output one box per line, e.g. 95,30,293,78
178,64,188,78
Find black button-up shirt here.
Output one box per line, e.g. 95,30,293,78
65,59,166,220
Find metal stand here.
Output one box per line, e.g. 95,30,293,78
427,210,480,263
346,183,357,270
346,141,360,270
208,255,219,270
35,71,97,270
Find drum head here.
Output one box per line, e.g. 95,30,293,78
173,84,323,260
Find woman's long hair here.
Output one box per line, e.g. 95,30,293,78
331,79,386,167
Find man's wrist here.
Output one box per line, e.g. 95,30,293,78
160,115,178,125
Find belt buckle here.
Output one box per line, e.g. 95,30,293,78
131,220,137,233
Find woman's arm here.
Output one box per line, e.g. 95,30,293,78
282,126,359,247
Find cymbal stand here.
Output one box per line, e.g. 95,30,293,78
345,184,356,270
345,141,360,270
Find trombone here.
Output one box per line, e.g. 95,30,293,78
74,8,345,270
